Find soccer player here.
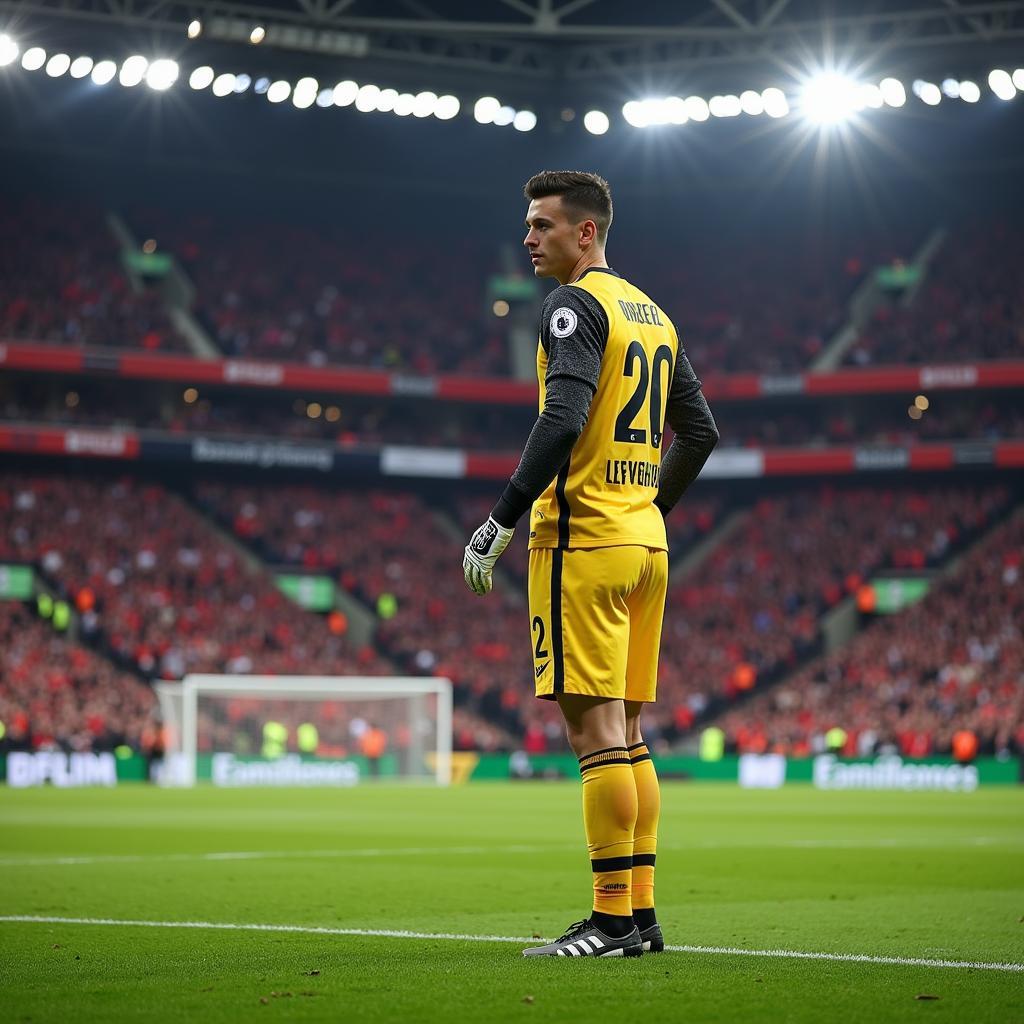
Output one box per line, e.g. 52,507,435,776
463,170,719,958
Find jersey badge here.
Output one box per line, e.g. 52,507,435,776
550,307,578,338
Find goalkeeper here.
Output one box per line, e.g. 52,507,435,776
463,170,718,959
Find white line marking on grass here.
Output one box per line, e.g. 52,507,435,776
1,916,1021,973
0,844,567,868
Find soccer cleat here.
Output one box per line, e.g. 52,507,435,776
522,918,643,958
638,922,665,953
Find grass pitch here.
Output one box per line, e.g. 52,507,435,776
0,783,1021,1023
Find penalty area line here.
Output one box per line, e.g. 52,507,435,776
0,915,1021,973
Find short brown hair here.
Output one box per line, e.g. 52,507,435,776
523,170,613,244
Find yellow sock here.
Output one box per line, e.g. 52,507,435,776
629,742,660,911
578,746,637,917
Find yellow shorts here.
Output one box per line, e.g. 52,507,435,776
527,545,668,704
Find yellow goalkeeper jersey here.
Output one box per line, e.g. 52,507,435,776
528,267,679,551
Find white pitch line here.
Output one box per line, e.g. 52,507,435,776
0,915,1020,973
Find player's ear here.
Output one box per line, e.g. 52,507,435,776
578,219,598,249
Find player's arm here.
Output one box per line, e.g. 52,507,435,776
653,346,720,518
463,287,607,595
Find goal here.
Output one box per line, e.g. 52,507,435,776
155,675,453,787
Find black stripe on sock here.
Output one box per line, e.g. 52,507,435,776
578,746,630,763
579,758,631,775
632,854,657,868
555,458,571,549
591,855,634,873
551,548,565,694
629,753,652,765
626,742,648,752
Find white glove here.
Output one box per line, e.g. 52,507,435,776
463,517,514,596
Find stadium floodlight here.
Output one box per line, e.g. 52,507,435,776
685,95,710,122
187,19,202,39
233,73,251,93
513,109,536,131
434,94,460,120
145,59,179,91
859,83,883,109
45,53,70,77
474,95,500,124
333,79,358,106
879,77,906,107
913,80,941,106
583,109,609,135
663,96,688,124
412,90,437,118
988,69,1015,100
0,34,18,66
739,89,764,116
69,56,94,79
761,87,789,117
799,72,861,123
253,76,270,95
709,94,741,118
1014,69,1024,91
266,79,291,103
211,72,236,97
376,87,398,112
959,80,980,103
941,78,960,99
355,83,380,112
189,65,214,90
119,55,148,87
250,25,266,44
90,59,116,85
622,100,647,127
292,76,318,109
315,87,334,107
393,92,415,116
21,46,46,71
494,105,515,126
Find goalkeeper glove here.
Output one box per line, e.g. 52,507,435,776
463,517,514,596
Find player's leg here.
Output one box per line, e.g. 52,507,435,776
623,547,669,952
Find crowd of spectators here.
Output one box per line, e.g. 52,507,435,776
844,222,1024,367
716,508,1024,759
0,197,186,353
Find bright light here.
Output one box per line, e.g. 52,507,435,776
739,89,764,116
435,94,460,120
69,56,94,79
859,83,883,109
583,109,609,135
254,77,270,95
914,80,941,106
513,109,536,131
879,77,906,108
412,90,437,117
494,105,515,126
761,87,789,117
393,93,415,116
21,47,46,71
685,95,710,122
0,34,18,67
663,96,688,124
45,53,70,77
189,66,214,90
266,79,291,103
959,80,980,103
145,58,179,91
292,76,318,109
474,96,500,124
119,55,148,87
941,78,960,99
709,94,741,118
375,88,398,112
212,73,236,98
187,19,202,39
234,73,251,93
1014,69,1024,91
800,73,861,123
250,25,266,44
988,69,1016,100
355,83,380,112
91,60,116,85
333,80,358,106
622,100,647,128
315,87,334,107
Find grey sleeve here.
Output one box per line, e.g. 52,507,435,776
490,286,608,528
654,348,720,517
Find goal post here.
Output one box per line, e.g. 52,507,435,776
155,675,453,787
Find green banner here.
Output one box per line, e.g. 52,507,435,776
875,263,922,289
0,564,34,600
868,577,931,614
276,574,336,611
123,249,173,277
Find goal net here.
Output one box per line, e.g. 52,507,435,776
154,675,452,787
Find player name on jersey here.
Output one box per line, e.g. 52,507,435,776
605,458,661,488
617,299,665,327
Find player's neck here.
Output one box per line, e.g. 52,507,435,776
562,251,609,286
